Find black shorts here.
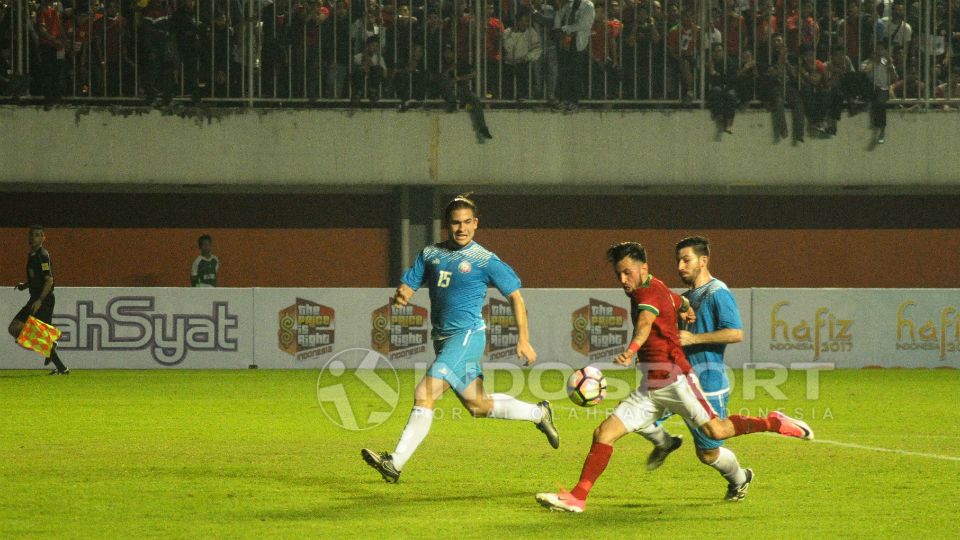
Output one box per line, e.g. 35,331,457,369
14,294,55,325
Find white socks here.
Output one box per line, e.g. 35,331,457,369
391,406,433,471
636,423,671,448
489,394,543,423
709,446,747,486
391,397,543,471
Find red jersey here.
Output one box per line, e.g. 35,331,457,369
628,275,692,389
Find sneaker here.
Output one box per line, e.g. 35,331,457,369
645,434,683,471
767,411,814,440
725,468,754,501
48,368,70,375
360,448,401,483
535,490,585,513
478,126,493,140
536,401,560,449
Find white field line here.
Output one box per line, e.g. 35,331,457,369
805,437,960,462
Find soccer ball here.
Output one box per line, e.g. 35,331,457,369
566,366,607,407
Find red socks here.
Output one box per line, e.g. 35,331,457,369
570,442,613,500
729,414,777,435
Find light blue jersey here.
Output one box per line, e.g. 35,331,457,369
401,241,521,339
682,278,742,394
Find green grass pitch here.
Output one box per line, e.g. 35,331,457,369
2,368,959,538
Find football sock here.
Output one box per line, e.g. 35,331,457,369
729,414,775,436
391,406,433,471
48,349,67,372
709,447,747,486
488,394,543,422
636,423,671,448
570,442,614,500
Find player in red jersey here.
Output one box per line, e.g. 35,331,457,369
536,242,813,513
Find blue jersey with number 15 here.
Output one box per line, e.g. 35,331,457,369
401,241,521,339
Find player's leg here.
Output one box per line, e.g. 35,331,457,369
7,318,23,339
361,374,449,483
703,411,814,440
8,304,30,339
537,388,662,512
458,376,560,449
669,374,814,441
35,299,68,374
636,416,683,471
452,330,560,448
685,392,752,501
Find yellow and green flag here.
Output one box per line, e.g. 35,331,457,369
17,316,61,358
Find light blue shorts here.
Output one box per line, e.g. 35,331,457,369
426,329,486,394
657,391,728,450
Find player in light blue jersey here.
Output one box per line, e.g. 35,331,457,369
362,194,560,483
636,236,753,501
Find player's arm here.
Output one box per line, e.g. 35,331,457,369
678,290,743,346
190,257,200,287
679,327,743,347
393,283,415,306
395,249,427,306
31,276,54,313
507,290,537,366
673,291,695,326
615,309,656,366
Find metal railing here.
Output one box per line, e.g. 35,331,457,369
2,0,957,107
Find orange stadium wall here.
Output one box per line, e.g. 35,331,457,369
1,193,958,289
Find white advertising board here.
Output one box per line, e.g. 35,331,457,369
0,288,254,369
751,289,960,368
3,287,953,370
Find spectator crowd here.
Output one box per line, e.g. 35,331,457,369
2,0,958,138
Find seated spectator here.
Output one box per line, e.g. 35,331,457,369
889,45,925,99
706,42,739,134
394,43,427,110
734,49,758,105
502,11,542,100
352,35,388,103
436,44,492,140
666,7,699,103
796,44,828,139
757,32,794,140
823,44,857,135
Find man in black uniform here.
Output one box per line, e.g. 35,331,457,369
7,225,69,375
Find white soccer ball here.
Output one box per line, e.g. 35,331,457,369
566,366,608,407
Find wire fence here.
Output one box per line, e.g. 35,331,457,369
2,0,958,107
